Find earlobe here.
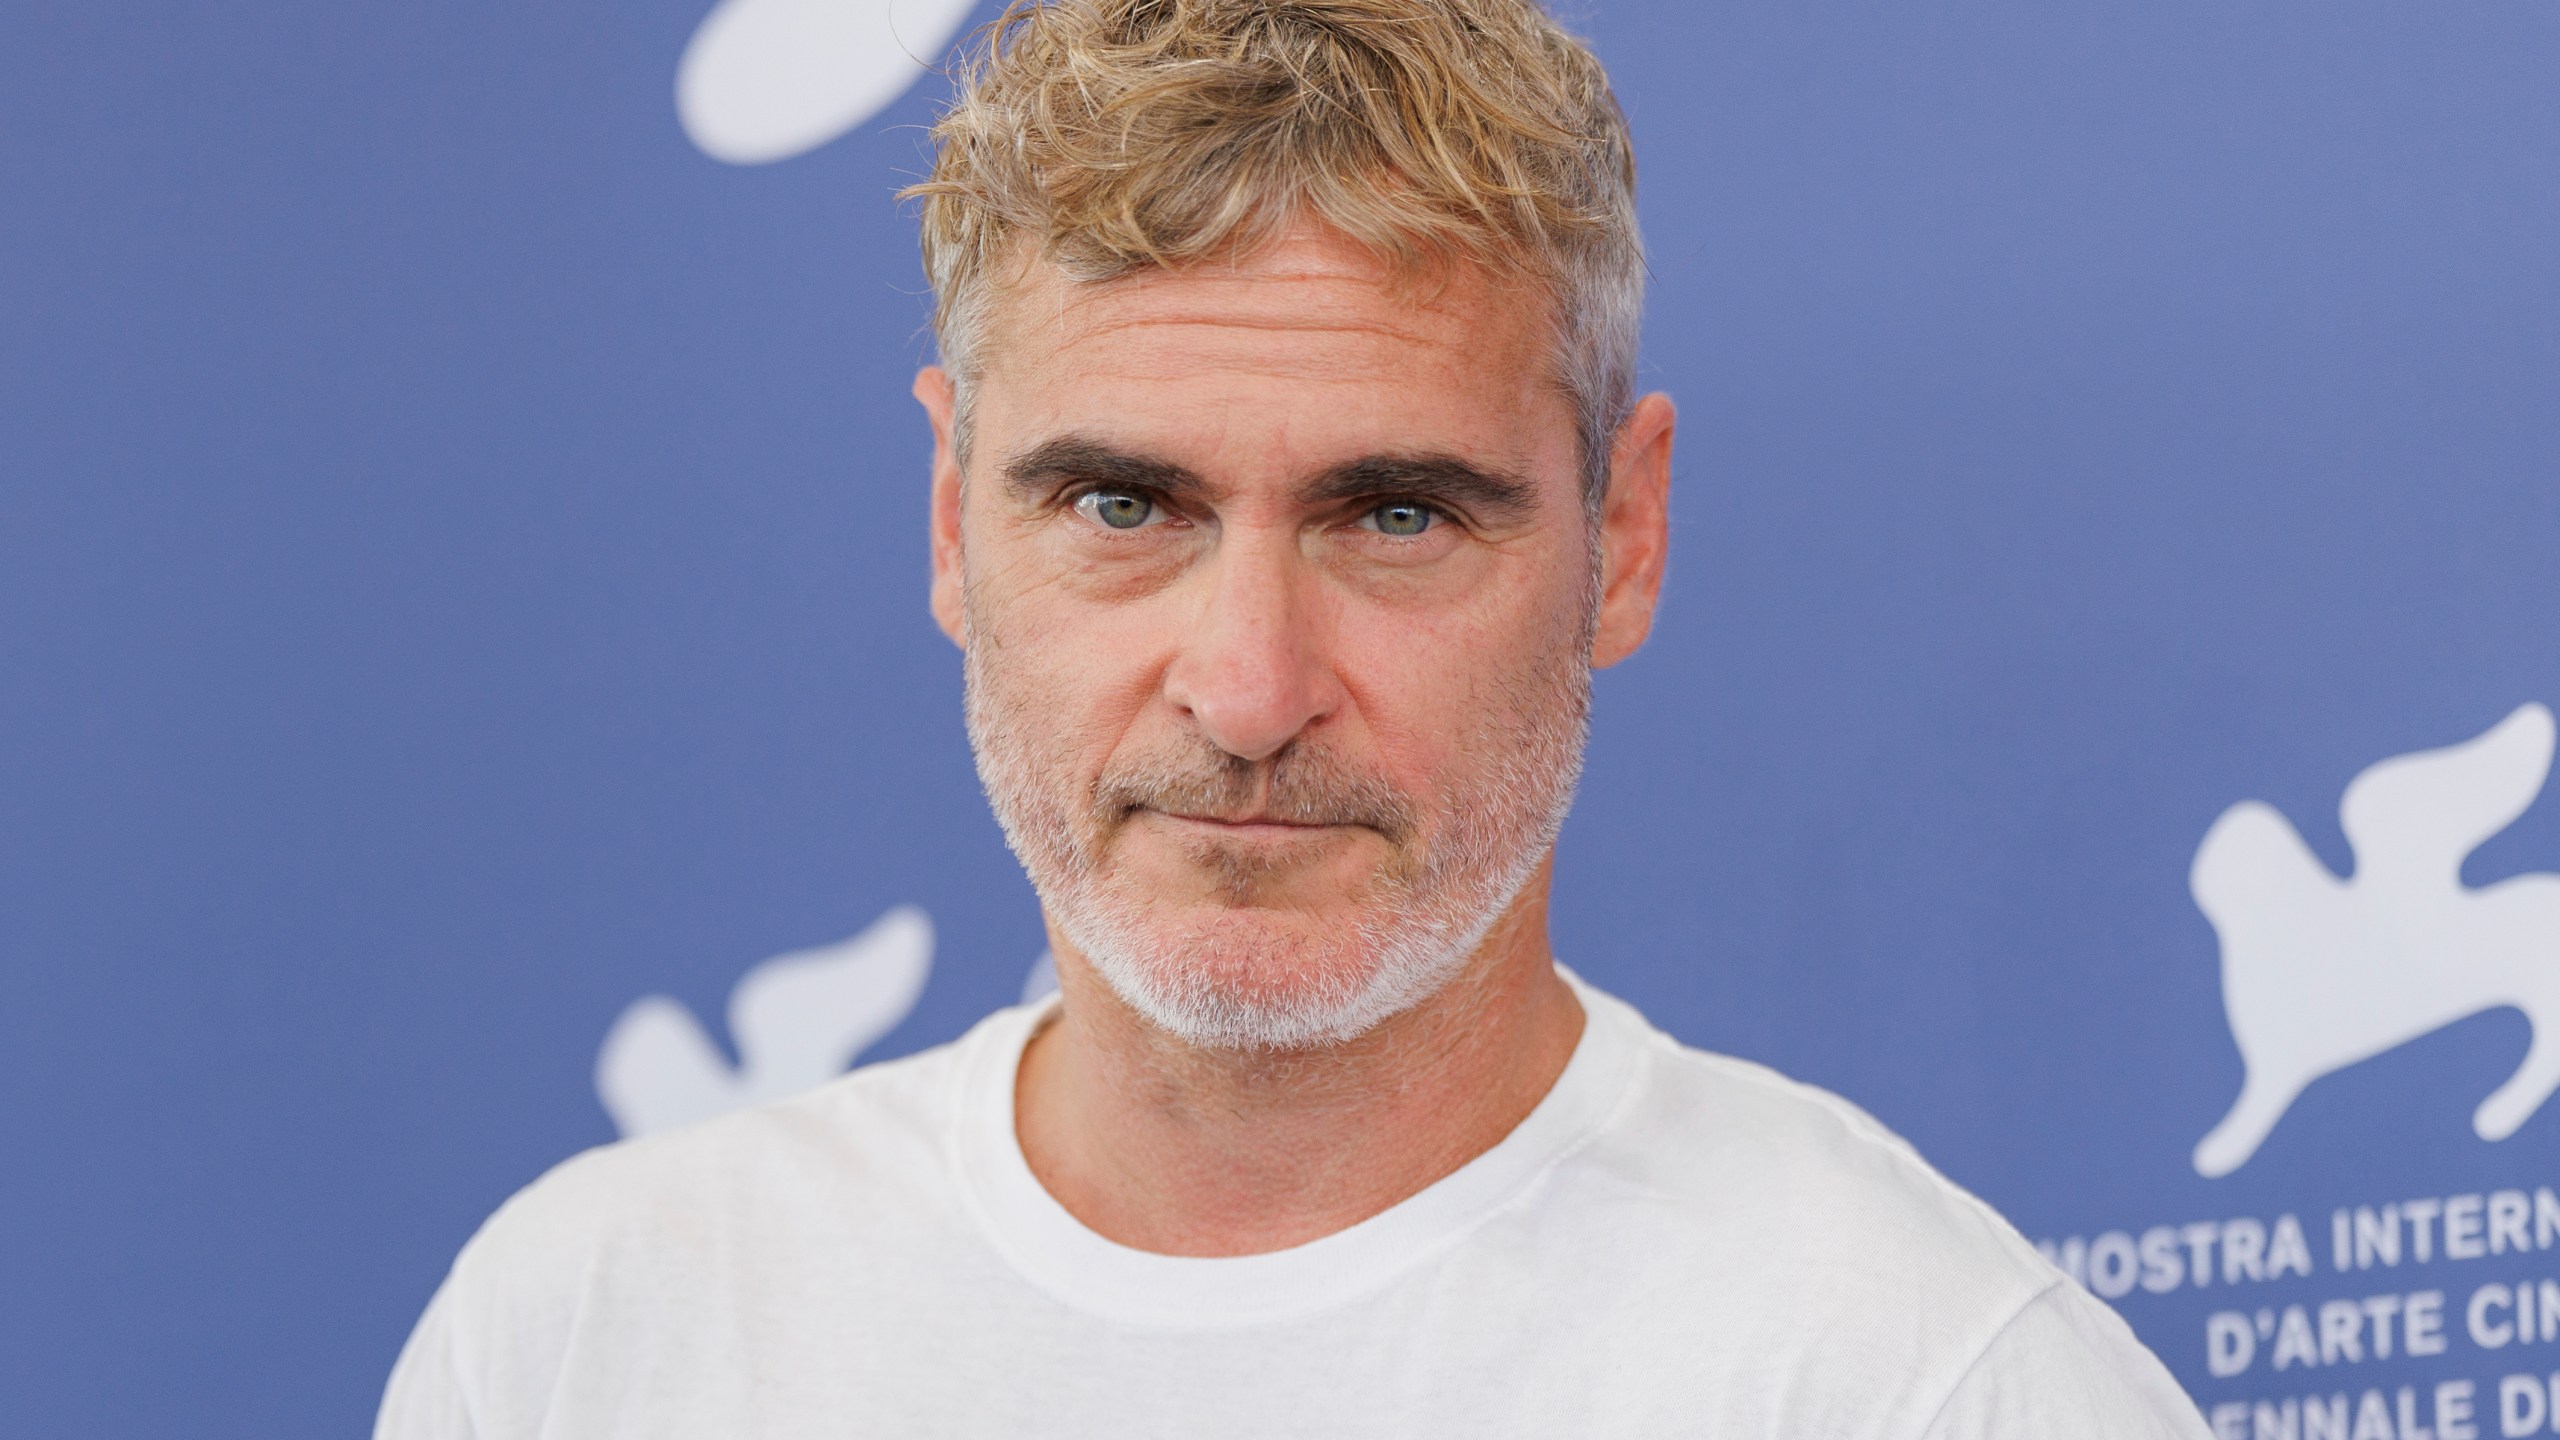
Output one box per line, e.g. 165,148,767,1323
1589,393,1675,669
915,367,967,648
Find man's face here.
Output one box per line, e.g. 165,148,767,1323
921,226,1662,1049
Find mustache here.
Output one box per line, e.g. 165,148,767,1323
1093,740,1420,844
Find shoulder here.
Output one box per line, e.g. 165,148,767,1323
479,1024,966,1253
1554,986,2198,1432
1587,989,2056,1304
426,1011,1005,1352
378,1011,1028,1438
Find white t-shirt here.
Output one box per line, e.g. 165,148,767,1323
379,973,2209,1438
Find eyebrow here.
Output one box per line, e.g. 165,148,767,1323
998,434,1541,525
1298,454,1539,525
999,437,1207,505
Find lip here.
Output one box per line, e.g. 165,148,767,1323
1140,809,1346,834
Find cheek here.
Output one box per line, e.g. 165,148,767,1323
966,543,1175,767
1331,568,1576,780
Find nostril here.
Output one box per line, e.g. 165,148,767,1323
1174,666,1333,765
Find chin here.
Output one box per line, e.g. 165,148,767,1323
1056,890,1487,1051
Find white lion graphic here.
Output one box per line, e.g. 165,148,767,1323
2191,702,2560,1177
596,907,934,1137
677,0,984,164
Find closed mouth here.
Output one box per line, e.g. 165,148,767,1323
1145,808,1346,831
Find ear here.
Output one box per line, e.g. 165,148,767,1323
1589,392,1675,668
914,366,967,647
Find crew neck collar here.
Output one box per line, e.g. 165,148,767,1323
949,966,1648,1329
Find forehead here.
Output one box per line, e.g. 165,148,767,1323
969,230,1578,483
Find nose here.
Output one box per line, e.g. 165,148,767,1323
1161,527,1341,763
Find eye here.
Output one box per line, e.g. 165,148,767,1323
1073,489,1160,530
1359,500,1438,537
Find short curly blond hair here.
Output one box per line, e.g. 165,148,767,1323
905,0,1644,502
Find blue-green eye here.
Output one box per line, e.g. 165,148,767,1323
1074,490,1157,530
1363,501,1436,537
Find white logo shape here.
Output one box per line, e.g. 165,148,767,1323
2192,703,2560,1177
596,906,933,1137
677,0,983,164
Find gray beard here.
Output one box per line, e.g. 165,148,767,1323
960,582,1594,1052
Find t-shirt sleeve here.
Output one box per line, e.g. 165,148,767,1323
374,1276,477,1440
1920,1282,2214,1440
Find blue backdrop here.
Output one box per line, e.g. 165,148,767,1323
7,1,2560,1434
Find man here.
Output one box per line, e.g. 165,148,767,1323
381,0,2210,1433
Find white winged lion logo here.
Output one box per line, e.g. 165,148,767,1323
596,906,935,1137
2191,702,2560,1177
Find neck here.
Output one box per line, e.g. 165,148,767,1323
1012,857,1584,1256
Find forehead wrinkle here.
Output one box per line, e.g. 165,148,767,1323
1024,304,1545,403
1053,306,1459,356
977,247,1561,412
1065,353,1451,394
975,309,1476,403
1032,266,1495,351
